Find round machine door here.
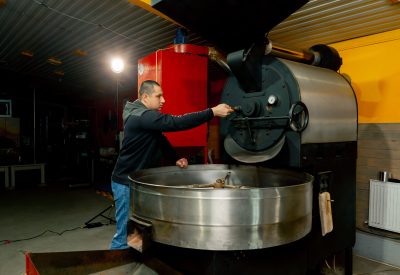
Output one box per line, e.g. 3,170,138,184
220,57,305,163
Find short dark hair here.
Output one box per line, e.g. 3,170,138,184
139,80,160,97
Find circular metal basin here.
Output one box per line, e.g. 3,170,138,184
129,164,313,251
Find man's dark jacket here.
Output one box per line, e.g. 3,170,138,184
111,99,214,185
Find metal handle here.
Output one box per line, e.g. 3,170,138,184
288,101,309,132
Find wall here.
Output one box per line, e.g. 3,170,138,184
332,29,400,123
331,29,400,265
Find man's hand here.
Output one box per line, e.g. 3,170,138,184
211,103,234,117
176,158,188,168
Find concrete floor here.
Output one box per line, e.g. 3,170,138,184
0,184,399,275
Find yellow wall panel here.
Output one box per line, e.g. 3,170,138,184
331,29,400,123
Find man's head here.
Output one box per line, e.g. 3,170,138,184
139,80,165,111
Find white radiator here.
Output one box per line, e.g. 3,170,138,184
368,179,400,233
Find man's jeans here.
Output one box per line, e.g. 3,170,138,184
110,181,130,249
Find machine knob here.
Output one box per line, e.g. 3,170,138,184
242,101,261,117
267,95,278,105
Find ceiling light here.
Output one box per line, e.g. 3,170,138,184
53,70,64,76
21,50,34,58
74,49,87,57
111,58,124,74
47,57,62,65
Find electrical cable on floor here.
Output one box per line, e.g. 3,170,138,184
324,255,336,272
324,259,332,270
333,255,336,272
1,222,113,245
1,226,82,245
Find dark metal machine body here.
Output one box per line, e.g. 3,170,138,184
127,0,358,274
219,54,357,273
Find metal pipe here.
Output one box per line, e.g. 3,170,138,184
269,44,315,64
208,47,231,73
208,42,320,73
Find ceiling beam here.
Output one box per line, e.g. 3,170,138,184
128,0,183,27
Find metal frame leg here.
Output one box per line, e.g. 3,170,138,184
345,247,353,275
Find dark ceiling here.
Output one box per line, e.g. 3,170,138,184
0,0,399,99
0,0,209,98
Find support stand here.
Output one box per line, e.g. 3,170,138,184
84,203,115,228
84,187,115,227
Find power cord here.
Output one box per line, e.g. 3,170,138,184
31,0,158,50
324,255,336,272
1,226,82,245
1,222,112,245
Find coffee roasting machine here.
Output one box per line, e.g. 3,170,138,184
127,0,358,274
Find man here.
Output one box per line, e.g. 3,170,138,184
110,80,233,249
